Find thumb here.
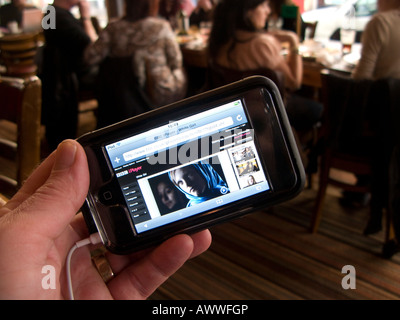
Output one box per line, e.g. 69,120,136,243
11,140,90,239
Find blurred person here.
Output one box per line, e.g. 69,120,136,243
267,0,307,40
159,0,180,28
266,0,284,30
159,0,194,29
84,0,187,112
41,0,98,151
0,139,211,299
0,0,36,29
350,0,400,236
189,0,216,27
208,0,322,133
181,0,195,15
352,0,400,80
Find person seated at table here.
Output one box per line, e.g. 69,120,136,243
180,0,195,16
352,0,400,80
41,0,98,152
207,0,322,134
189,0,216,28
84,0,187,112
0,0,36,30
159,0,194,29
158,0,180,29
344,0,400,235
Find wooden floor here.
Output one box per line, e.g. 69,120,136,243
150,186,400,300
2,101,400,300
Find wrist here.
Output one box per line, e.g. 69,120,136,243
82,17,91,21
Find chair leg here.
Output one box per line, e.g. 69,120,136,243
310,181,328,233
385,208,395,242
307,172,313,189
310,155,330,233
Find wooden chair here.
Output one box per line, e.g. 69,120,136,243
207,64,321,187
0,32,41,78
379,78,400,257
310,69,397,234
0,76,42,197
95,56,152,128
303,21,318,40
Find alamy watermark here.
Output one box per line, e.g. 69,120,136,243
41,265,56,290
41,5,56,30
341,265,356,290
40,263,357,291
143,128,255,166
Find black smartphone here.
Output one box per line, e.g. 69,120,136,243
78,76,305,254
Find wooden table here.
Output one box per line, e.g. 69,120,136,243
302,59,323,88
302,58,356,89
181,46,208,69
300,40,361,89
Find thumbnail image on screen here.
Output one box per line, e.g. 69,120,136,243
148,157,229,215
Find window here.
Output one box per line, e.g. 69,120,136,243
355,0,377,17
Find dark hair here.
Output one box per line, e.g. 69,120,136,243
159,0,180,19
124,0,150,22
268,0,286,16
207,0,267,65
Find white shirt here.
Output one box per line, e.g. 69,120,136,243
353,9,400,80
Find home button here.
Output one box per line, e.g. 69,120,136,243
99,188,116,205
103,191,113,201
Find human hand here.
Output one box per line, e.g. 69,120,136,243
0,140,212,299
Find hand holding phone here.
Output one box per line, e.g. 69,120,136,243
79,76,305,254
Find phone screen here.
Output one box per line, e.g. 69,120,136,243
104,98,270,234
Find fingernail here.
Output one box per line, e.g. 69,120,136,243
54,140,77,171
